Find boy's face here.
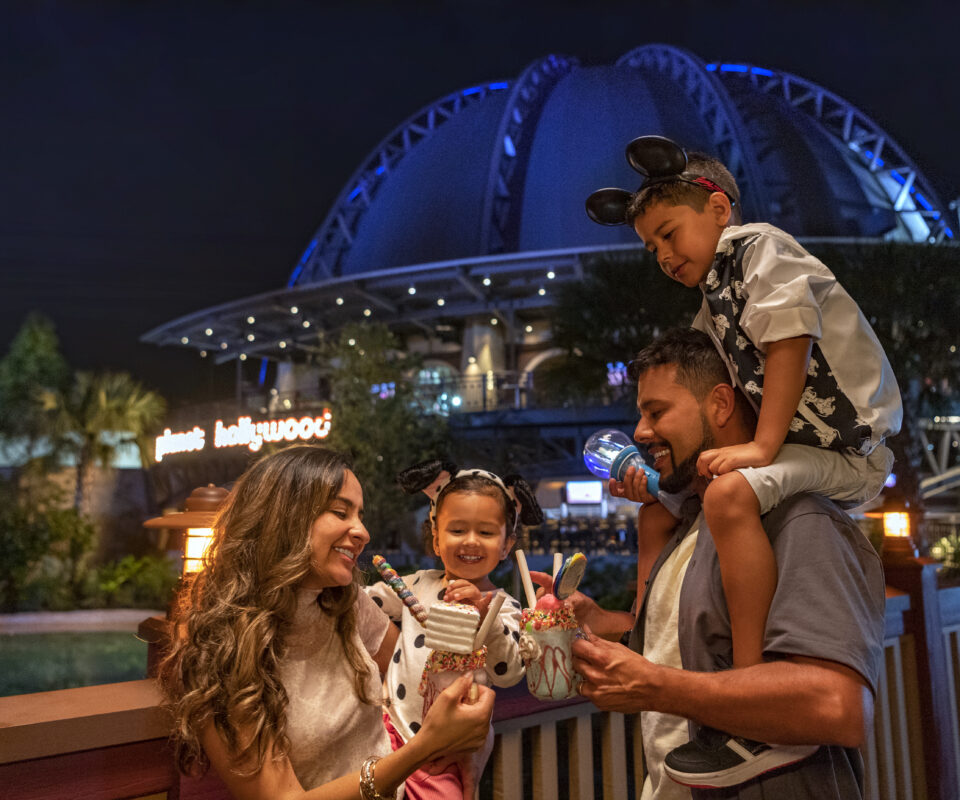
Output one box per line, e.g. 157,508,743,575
633,194,730,288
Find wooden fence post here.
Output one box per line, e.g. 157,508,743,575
883,555,958,800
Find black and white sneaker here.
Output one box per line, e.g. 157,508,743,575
664,726,818,788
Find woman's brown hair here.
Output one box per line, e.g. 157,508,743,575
159,445,375,777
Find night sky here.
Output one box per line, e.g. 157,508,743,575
3,0,958,405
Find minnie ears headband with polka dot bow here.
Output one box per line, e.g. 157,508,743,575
396,459,544,532
585,134,737,227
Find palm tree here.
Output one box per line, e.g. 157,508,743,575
48,371,166,515
44,371,165,600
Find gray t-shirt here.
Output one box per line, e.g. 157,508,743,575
630,493,886,799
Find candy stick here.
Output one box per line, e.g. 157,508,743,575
552,552,563,580
473,591,507,650
514,549,537,609
372,555,428,625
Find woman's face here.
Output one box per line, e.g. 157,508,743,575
303,469,369,590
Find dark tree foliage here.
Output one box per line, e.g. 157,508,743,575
322,323,450,550
808,242,960,513
0,313,70,457
538,248,692,407
546,242,960,512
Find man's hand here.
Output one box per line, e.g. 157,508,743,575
608,464,658,504
528,571,634,641
572,626,662,713
697,440,774,477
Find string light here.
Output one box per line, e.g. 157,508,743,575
246,333,255,342
547,270,556,279
437,298,445,306
239,353,247,361
302,320,311,328
336,297,344,305
408,286,416,295
279,341,287,349
525,325,533,333
348,338,356,346
220,342,228,349
490,318,498,325
180,336,189,344
247,316,256,324
538,287,546,296
205,328,213,336
482,276,491,286
363,308,372,317
200,350,207,358
290,306,298,314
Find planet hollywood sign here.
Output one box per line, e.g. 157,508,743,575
154,410,333,462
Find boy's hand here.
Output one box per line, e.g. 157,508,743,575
608,464,658,504
697,441,774,477
444,579,484,607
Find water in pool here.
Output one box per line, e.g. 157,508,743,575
0,631,148,696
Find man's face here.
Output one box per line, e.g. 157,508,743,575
633,199,726,288
632,364,712,494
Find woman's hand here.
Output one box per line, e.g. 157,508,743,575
416,673,494,762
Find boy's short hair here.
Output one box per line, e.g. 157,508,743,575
627,327,733,400
626,151,742,226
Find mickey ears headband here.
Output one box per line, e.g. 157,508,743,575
585,135,736,227
396,459,544,531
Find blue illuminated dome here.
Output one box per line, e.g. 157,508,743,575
291,44,951,286
144,44,952,363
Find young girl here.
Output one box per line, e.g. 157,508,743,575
158,446,494,799
366,459,543,800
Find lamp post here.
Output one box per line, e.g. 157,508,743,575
138,484,229,676
864,488,919,563
143,484,229,577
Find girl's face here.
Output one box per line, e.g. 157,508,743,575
433,491,513,587
302,469,369,590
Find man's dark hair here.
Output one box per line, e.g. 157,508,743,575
627,327,733,400
625,151,742,226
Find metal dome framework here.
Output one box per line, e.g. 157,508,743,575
144,45,955,366
289,79,513,285
704,57,953,243
479,54,578,255
617,45,772,222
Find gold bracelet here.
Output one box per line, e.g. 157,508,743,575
359,756,395,800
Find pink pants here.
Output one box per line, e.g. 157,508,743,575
383,714,464,800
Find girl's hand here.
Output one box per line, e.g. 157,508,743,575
418,674,494,760
444,579,483,607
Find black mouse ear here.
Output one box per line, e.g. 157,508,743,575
626,135,687,178
503,475,545,526
396,459,458,497
585,188,634,226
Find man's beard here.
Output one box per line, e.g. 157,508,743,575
658,415,715,494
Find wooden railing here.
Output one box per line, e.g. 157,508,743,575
4,569,960,800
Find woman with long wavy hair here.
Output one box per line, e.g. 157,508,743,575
159,445,493,799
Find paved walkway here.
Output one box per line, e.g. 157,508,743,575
0,609,164,634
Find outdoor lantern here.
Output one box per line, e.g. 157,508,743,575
866,489,918,562
144,484,229,576
883,510,911,540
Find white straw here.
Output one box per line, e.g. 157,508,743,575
473,591,507,650
552,552,563,580
514,549,537,609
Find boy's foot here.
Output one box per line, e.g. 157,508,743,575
664,726,818,788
